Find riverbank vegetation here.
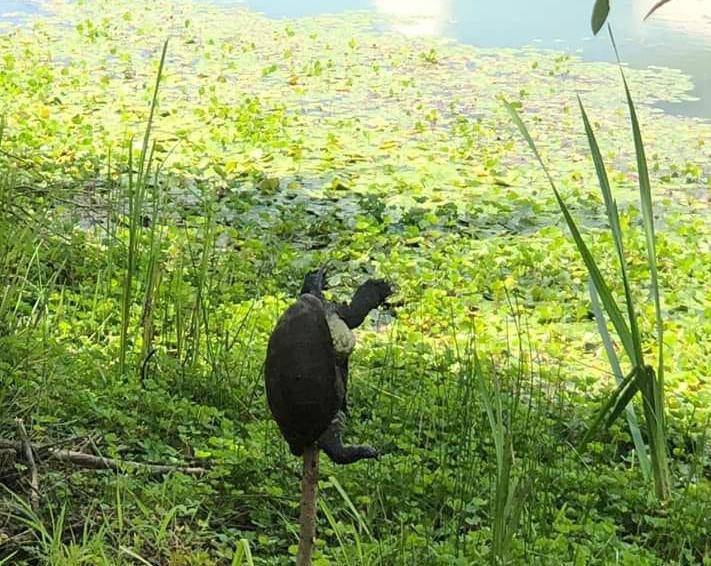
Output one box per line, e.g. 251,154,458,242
1,1,709,564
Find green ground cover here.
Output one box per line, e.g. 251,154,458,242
0,1,709,563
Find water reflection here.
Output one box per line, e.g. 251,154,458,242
0,1,41,17
366,0,711,118
636,0,711,39
372,0,451,37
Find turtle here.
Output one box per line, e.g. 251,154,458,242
265,267,392,464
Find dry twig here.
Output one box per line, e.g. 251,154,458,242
0,438,205,477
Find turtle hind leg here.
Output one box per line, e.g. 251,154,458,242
317,412,378,465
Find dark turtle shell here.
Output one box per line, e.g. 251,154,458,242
265,294,344,455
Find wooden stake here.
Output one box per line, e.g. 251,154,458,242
296,445,320,566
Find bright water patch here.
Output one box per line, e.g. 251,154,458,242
215,0,711,119
0,0,43,26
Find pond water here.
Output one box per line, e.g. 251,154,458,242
3,0,710,119
240,0,711,119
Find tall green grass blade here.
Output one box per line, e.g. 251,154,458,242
605,366,651,429
119,547,153,565
138,39,168,183
155,506,178,547
581,366,637,446
609,28,665,409
231,539,254,566
637,365,671,499
473,357,502,471
492,435,514,562
118,40,168,375
0,552,18,565
504,99,635,361
119,140,135,374
609,26,670,500
470,355,527,565
230,543,244,566
577,95,644,368
140,148,164,366
330,475,371,537
320,498,354,566
105,145,115,294
588,279,651,479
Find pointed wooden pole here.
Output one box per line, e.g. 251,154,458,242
296,445,320,566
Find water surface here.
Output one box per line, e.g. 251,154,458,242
4,0,710,118
228,0,711,119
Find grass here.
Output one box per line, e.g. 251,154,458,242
504,27,673,501
119,39,169,377
0,1,709,564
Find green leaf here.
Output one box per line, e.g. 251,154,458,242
637,364,672,500
588,279,651,480
581,366,637,446
644,0,674,20
577,95,644,368
605,365,647,429
591,0,610,34
608,27,665,421
329,475,371,537
609,27,671,501
231,539,254,566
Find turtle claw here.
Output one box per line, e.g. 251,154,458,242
334,410,348,427
319,441,379,464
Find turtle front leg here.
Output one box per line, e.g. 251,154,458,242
336,279,393,329
317,412,378,464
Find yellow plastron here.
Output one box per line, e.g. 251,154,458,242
325,311,356,358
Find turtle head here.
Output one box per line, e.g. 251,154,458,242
300,264,328,299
